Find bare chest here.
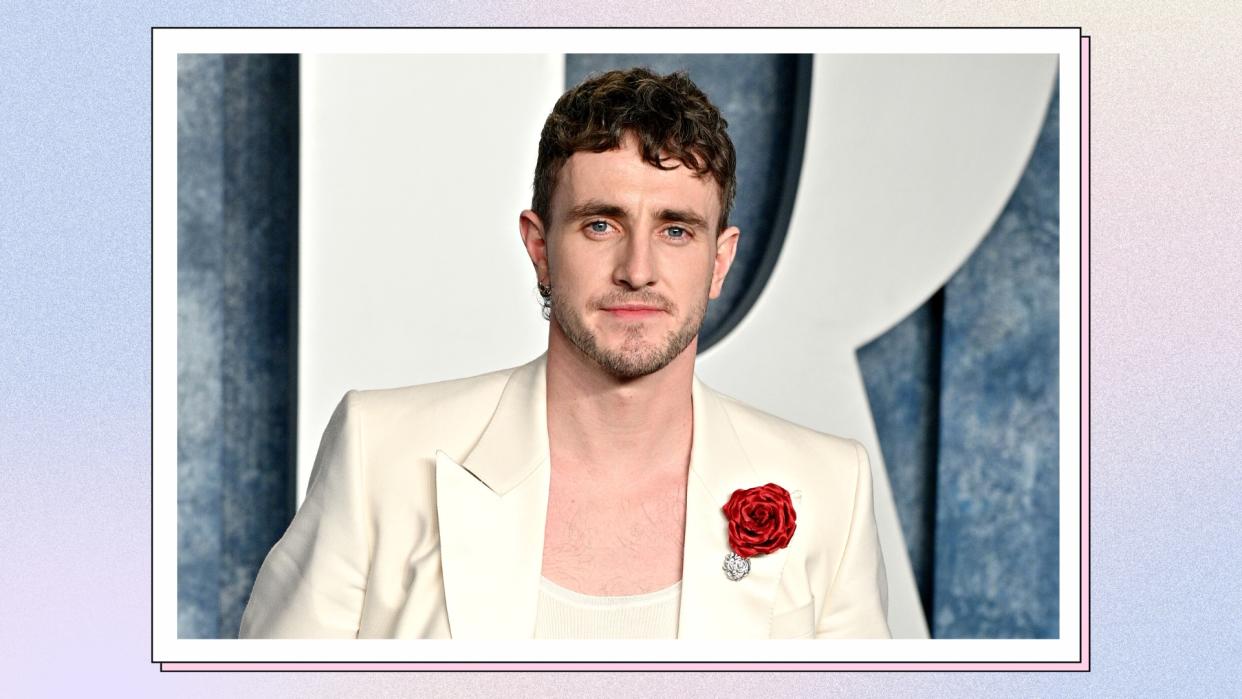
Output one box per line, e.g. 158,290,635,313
540,467,688,596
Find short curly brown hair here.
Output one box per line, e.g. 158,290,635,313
531,67,737,234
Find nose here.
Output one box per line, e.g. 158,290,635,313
613,230,658,290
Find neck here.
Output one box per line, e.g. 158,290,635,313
544,326,695,484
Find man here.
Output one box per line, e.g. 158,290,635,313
239,67,890,640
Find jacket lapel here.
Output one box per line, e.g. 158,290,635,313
435,355,551,639
435,354,794,639
677,375,796,639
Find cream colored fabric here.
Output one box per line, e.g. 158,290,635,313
534,577,681,640
238,353,891,640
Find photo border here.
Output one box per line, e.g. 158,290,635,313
152,26,1089,671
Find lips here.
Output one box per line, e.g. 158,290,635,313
603,305,664,319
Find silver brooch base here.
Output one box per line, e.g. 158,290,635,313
723,552,751,581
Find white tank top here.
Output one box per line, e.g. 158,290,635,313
533,576,682,639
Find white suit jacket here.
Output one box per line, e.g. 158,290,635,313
239,353,891,639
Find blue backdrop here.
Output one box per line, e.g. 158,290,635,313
177,54,1059,639
857,84,1060,638
177,54,300,639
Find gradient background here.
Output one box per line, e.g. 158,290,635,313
1,5,1235,697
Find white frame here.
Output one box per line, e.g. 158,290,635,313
153,27,1083,665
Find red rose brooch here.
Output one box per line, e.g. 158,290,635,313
721,483,797,581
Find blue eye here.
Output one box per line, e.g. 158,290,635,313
666,226,687,239
589,221,610,233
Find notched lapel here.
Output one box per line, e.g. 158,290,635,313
435,450,549,639
677,378,802,639
434,356,551,639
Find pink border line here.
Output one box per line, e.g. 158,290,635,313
163,36,1092,673
1078,34,1092,673
162,661,1086,672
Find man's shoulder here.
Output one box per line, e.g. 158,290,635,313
706,385,864,480
353,364,517,408
339,362,521,438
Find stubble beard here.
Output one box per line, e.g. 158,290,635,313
550,286,708,380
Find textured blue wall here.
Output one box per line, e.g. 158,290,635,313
177,54,299,639
856,296,943,619
933,85,1060,638
859,85,1060,638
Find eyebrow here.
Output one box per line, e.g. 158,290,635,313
565,200,628,222
564,199,709,230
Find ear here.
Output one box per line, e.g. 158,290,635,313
708,225,741,300
519,209,550,285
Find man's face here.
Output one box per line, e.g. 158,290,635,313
521,134,741,380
